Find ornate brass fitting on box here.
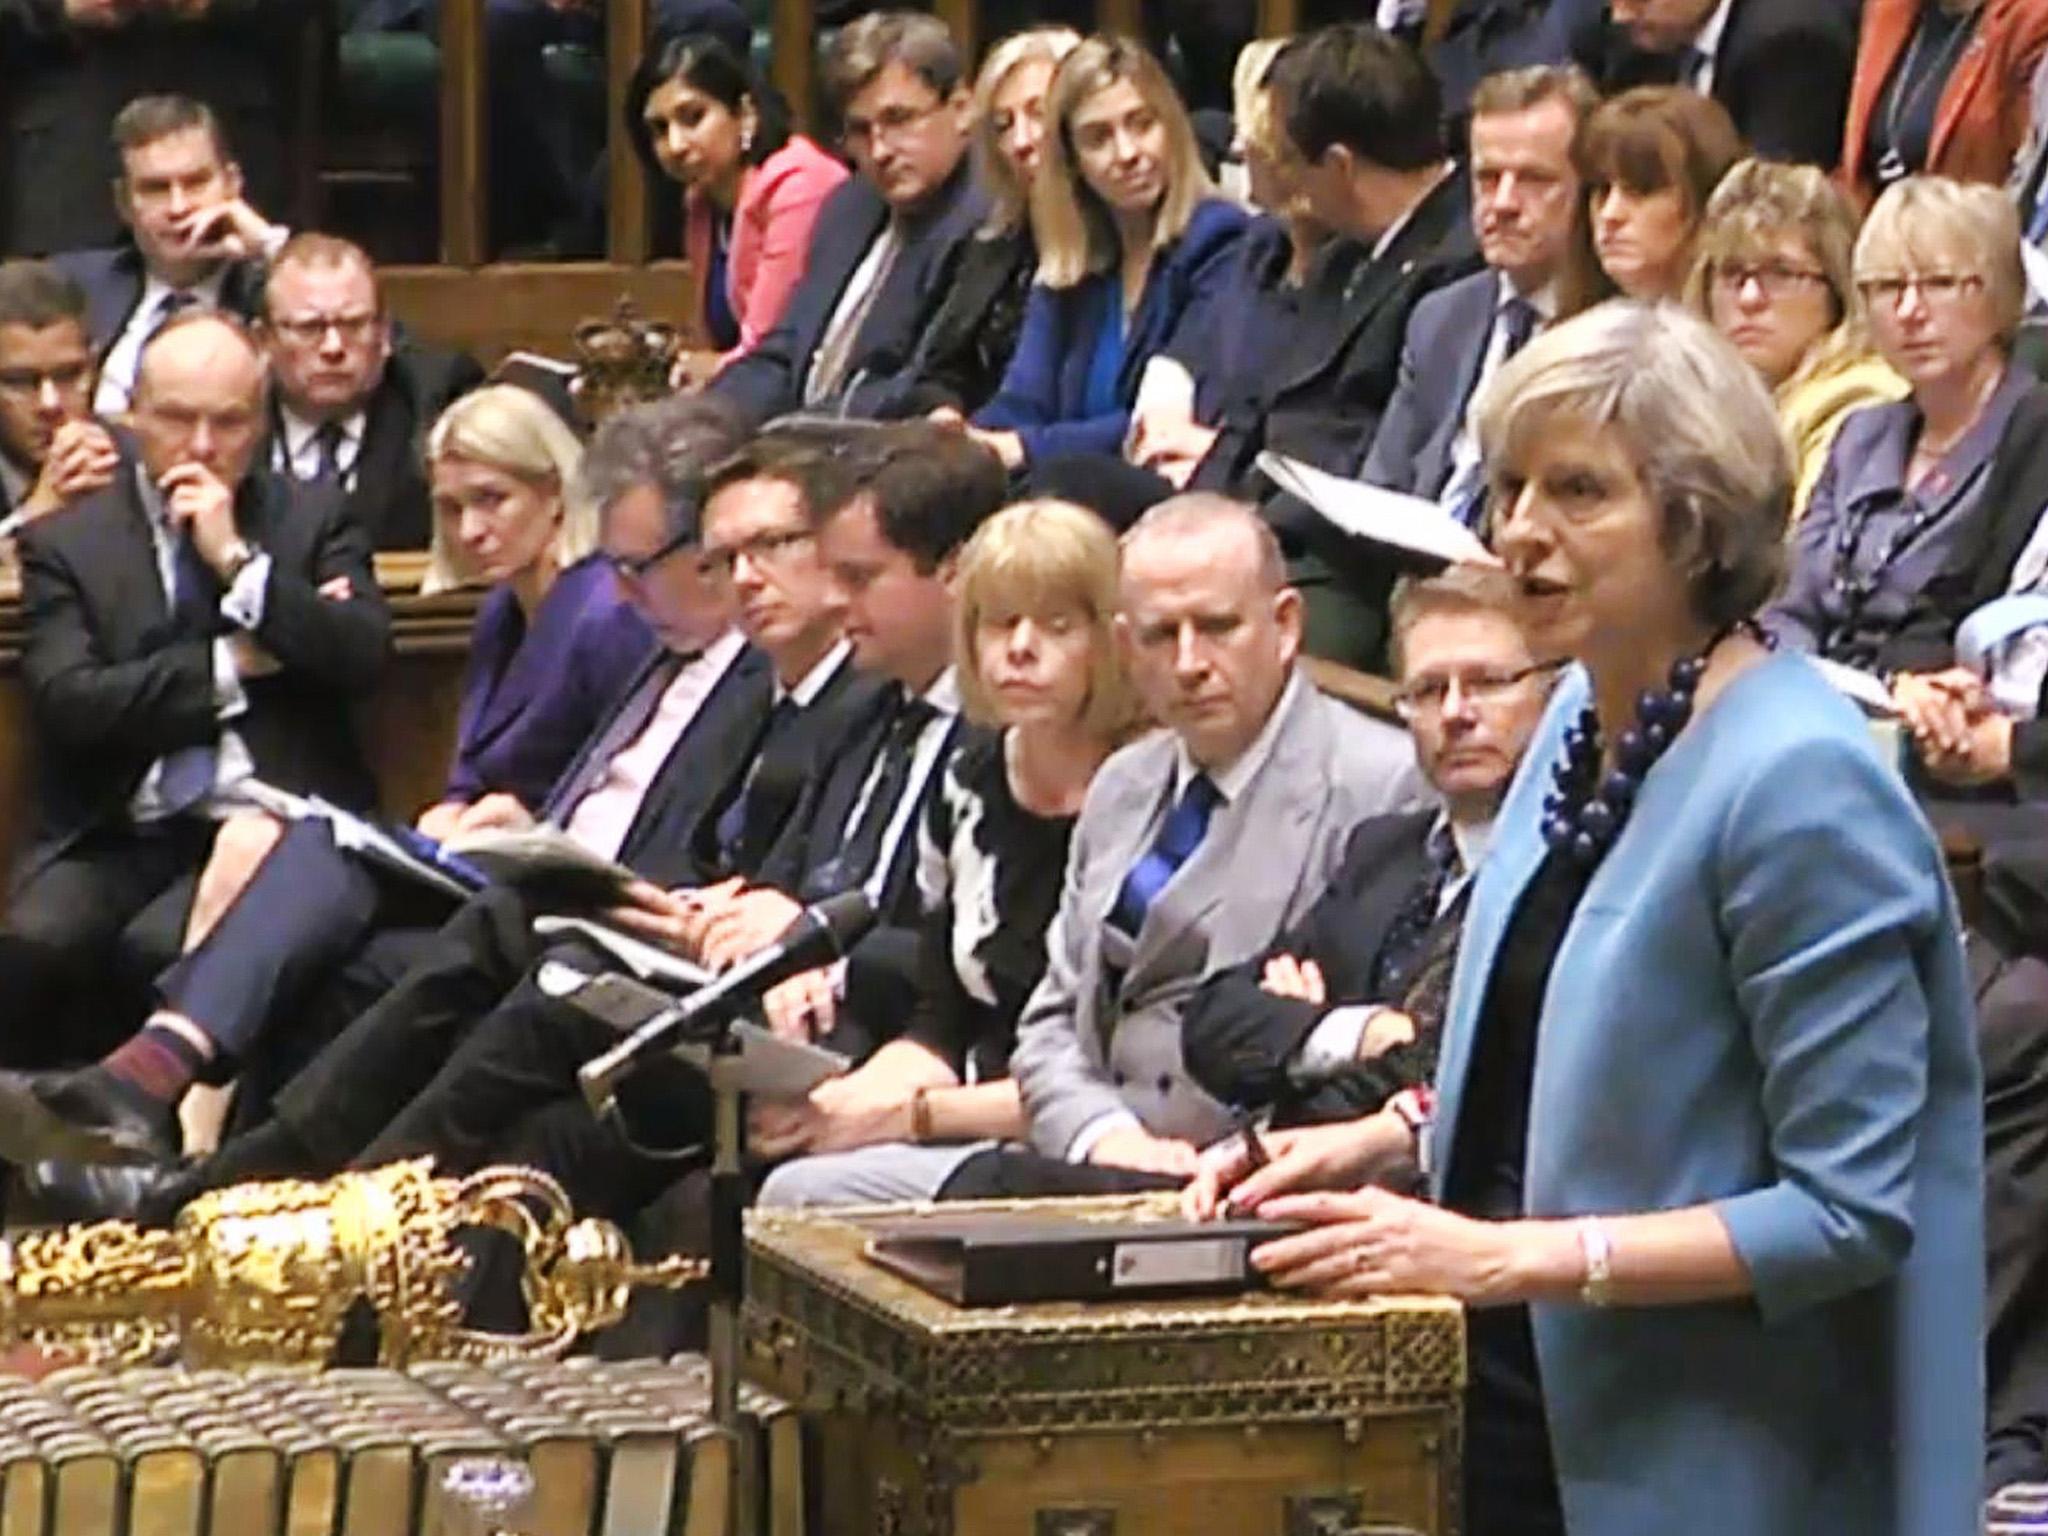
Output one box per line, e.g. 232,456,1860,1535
569,299,682,425
0,1160,704,1367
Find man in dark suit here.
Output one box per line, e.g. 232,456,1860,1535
1181,569,1551,1138
1569,0,1860,167
1362,66,1596,512
255,234,483,551
133,426,1002,1228
0,0,293,256
0,261,118,525
52,95,277,420
1238,23,1485,668
708,11,988,427
0,309,390,1093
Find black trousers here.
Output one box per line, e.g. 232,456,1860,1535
0,820,212,1066
1982,950,2048,1481
267,883,551,1171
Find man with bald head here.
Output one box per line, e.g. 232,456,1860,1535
938,494,1425,1200
1,309,389,1078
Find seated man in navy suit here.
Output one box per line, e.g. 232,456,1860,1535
0,310,391,1080
0,261,118,526
0,0,294,256
1181,568,1551,1164
254,234,483,550
707,11,988,426
54,94,282,420
1361,66,1594,515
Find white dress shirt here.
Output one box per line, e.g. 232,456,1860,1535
1438,274,1557,508
1684,0,1737,95
562,628,749,861
274,405,367,489
94,268,230,418
127,465,275,822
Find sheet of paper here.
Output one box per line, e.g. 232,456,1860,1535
1256,451,1501,567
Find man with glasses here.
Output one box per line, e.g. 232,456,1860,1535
255,234,482,551
708,10,987,425
1182,567,1551,1145
0,261,117,526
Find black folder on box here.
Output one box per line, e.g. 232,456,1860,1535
859,1212,1302,1306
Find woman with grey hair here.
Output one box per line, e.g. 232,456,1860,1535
1766,174,2048,667
1207,301,1982,1536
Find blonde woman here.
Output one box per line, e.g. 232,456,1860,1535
416,384,652,832
901,26,1080,414
967,36,1246,472
1684,159,1907,518
1767,175,2048,668
755,498,1137,1208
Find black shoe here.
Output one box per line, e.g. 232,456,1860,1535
0,1068,179,1168
16,1158,198,1227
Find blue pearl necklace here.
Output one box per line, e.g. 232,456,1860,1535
1541,650,1711,868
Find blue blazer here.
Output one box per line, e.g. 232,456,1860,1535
444,554,655,810
1431,656,1981,1536
973,197,1247,465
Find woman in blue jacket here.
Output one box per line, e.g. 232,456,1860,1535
964,35,1245,479
1202,302,1982,1536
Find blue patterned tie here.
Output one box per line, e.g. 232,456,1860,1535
157,532,220,814
1111,773,1221,937
1446,297,1541,529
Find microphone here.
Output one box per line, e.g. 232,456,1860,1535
575,890,876,1115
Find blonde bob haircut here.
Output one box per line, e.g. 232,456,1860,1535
1031,36,1215,288
1684,158,1871,388
422,384,597,594
1855,174,2026,348
1476,300,1791,629
971,27,1081,238
953,497,1139,739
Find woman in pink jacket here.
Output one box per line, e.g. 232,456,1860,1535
631,32,848,381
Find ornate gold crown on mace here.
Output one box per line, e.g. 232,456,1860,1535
0,1160,704,1367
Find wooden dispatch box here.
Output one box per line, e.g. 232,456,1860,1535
743,1197,1465,1536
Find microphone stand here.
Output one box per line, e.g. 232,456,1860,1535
704,1021,753,1536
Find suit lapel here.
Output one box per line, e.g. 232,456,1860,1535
542,650,676,821
621,646,773,871
1428,670,1582,1198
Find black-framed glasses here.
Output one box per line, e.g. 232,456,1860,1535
701,526,813,579
1709,261,1830,301
1393,661,1556,720
608,523,699,581
267,312,384,347
841,98,944,151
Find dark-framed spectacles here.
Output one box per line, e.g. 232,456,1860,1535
268,312,384,347
1855,271,1984,308
608,523,700,582
1393,661,1555,720
841,97,944,151
701,526,813,579
1709,261,1830,301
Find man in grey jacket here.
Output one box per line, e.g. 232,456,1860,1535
941,493,1428,1198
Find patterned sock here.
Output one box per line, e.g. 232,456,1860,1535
97,1024,208,1105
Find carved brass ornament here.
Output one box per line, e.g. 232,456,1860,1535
0,1160,704,1367
569,299,682,426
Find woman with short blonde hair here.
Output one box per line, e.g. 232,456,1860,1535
1684,159,1907,518
422,384,599,596
1768,174,2048,667
968,37,1247,476
971,27,1082,239
754,498,1136,1210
